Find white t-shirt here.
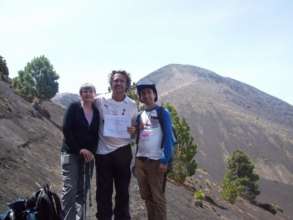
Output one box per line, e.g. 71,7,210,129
95,93,138,155
136,109,163,160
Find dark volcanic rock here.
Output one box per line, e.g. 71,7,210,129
0,81,63,211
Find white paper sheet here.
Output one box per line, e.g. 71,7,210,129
103,114,131,138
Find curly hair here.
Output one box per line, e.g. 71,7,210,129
109,70,132,92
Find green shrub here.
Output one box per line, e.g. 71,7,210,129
194,190,205,201
221,150,260,203
164,103,198,183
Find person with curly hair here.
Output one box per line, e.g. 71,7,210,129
95,70,137,220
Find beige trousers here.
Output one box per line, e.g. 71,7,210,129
135,158,167,220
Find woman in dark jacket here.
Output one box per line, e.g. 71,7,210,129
61,83,99,220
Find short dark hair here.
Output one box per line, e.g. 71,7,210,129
109,70,131,92
136,84,158,102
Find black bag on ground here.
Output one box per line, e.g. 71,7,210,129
0,185,62,220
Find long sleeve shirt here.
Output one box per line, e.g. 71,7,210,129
61,101,99,154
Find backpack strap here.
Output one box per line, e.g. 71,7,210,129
135,112,142,157
50,192,62,220
35,185,62,220
156,106,165,149
135,106,170,153
135,106,164,152
157,106,177,146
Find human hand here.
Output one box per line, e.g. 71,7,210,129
80,148,94,162
127,126,136,135
159,164,168,173
140,123,145,129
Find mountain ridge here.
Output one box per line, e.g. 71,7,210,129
141,64,293,130
139,63,293,216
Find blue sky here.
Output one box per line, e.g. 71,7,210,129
1,0,293,104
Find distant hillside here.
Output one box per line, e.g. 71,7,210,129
51,92,79,108
139,64,293,216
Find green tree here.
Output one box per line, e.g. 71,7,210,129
12,55,59,101
221,173,240,204
164,102,197,183
127,82,139,104
0,56,9,81
221,150,260,203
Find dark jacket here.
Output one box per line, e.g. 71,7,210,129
61,101,99,154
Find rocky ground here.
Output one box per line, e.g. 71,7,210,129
84,170,289,220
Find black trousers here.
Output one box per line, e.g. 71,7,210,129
95,145,132,220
